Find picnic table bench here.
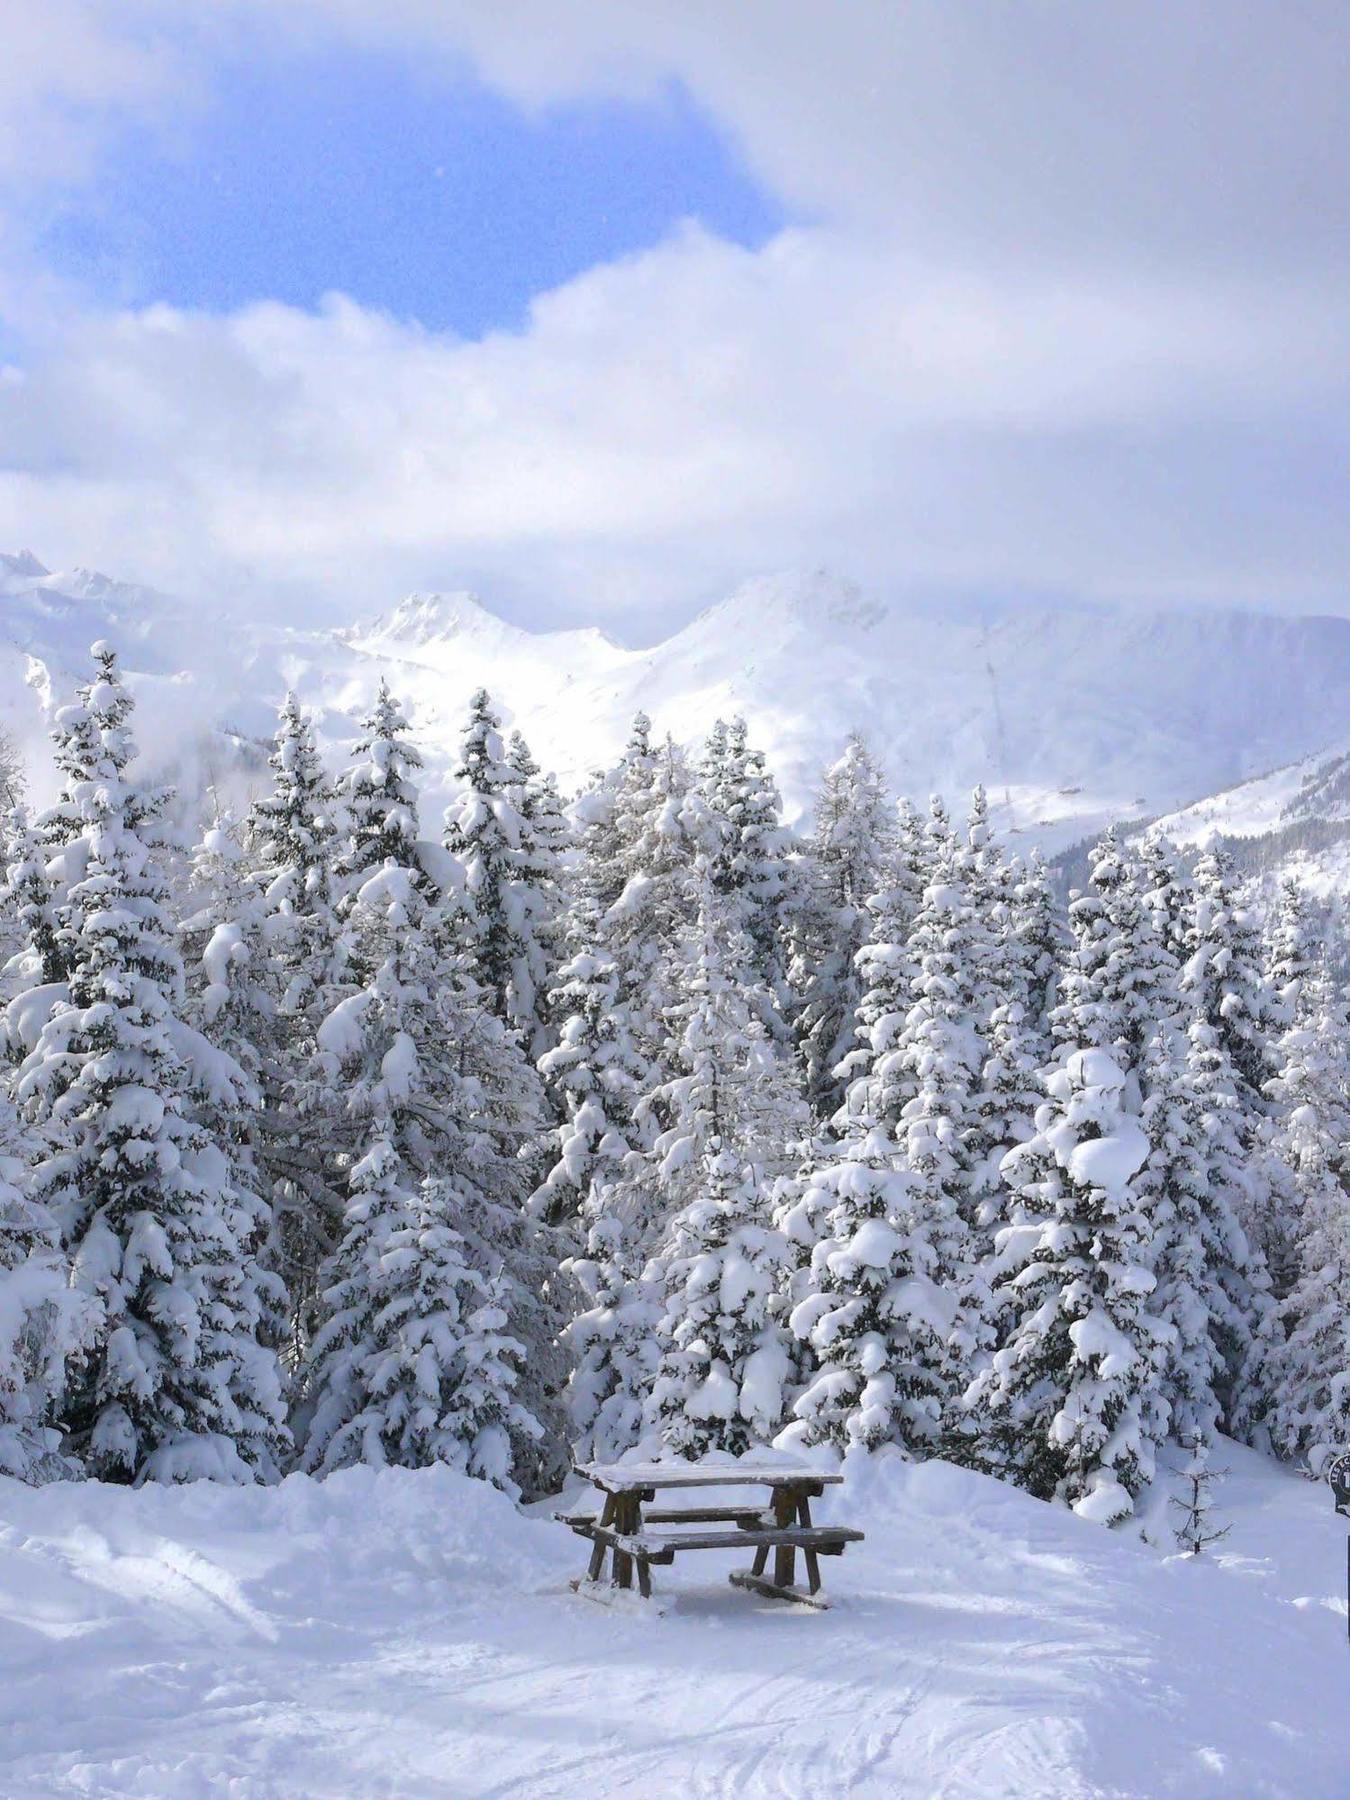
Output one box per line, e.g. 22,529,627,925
559,1461,864,1608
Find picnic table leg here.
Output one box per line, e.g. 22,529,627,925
587,1491,616,1583
797,1491,823,1597
773,1486,797,1590
613,1492,636,1590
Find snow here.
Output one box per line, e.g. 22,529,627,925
1,1444,1345,1796
1067,1122,1151,1193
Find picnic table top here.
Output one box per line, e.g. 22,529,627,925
578,1461,844,1493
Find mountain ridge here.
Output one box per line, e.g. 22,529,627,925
2,553,1348,868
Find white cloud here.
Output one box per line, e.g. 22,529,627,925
0,1,1347,627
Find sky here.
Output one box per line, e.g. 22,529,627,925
0,0,1347,635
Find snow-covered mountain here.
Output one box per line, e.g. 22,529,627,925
1147,741,1350,899
3,552,1349,860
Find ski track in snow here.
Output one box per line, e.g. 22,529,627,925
1,1445,1347,1798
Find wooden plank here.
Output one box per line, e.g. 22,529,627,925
573,1525,862,1555
563,1506,775,1527
642,1506,775,1526
728,1570,831,1610
580,1462,843,1493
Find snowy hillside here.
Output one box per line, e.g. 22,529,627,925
3,551,1350,852
1149,742,1350,900
2,1446,1346,1797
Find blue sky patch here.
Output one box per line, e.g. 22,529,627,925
37,44,788,335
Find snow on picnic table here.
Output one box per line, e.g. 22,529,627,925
1,1443,1347,1798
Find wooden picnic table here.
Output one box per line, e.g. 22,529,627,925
558,1461,864,1608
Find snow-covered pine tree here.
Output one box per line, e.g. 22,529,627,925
180,798,288,1296
505,727,569,1060
1138,1030,1249,1453
1183,1019,1279,1439
2,806,65,995
777,1119,957,1456
1053,829,1184,1079
778,821,979,1458
247,692,348,1356
561,1209,661,1465
641,873,806,1219
303,837,561,1492
336,680,425,904
249,691,343,1013
531,936,648,1233
443,691,563,1054
966,1048,1170,1524
1180,848,1272,1104
605,727,710,1067
1009,850,1068,1059
1136,833,1191,969
787,733,896,1120
1261,972,1350,1464
1181,849,1293,1284
833,795,931,1130
567,870,804,1461
0,1099,93,1482
648,1147,793,1456
16,644,287,1483
700,716,797,1019
300,1138,540,1494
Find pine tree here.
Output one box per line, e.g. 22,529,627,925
304,839,559,1492
967,1048,1170,1524
701,717,797,1016
1181,849,1272,1103
247,693,347,1363
1264,876,1324,1037
2,805,66,994
1136,833,1191,968
16,644,287,1483
562,1207,661,1464
835,795,930,1129
1262,974,1350,1464
1054,830,1182,1077
0,1116,93,1481
444,692,563,1052
300,1139,540,1493
249,691,343,1012
648,1148,793,1456
565,873,803,1461
778,1121,958,1455
531,939,648,1232
603,728,710,1074
788,734,896,1119
1138,1030,1255,1451
1010,851,1068,1058
1182,850,1293,1287
1169,1437,1230,1556
336,680,425,902
506,728,570,1060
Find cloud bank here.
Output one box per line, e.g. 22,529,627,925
0,1,1346,629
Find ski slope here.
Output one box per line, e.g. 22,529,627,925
2,1444,1346,1797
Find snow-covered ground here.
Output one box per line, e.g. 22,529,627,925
3,1444,1346,1797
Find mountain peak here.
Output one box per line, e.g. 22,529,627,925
358,590,520,649
686,569,887,642
0,549,50,587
